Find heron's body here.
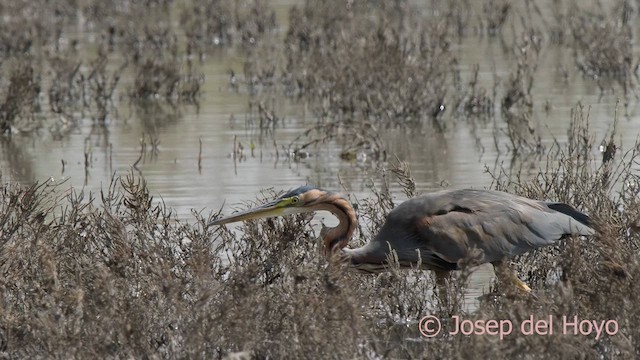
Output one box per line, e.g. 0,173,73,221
211,186,594,292
344,189,593,274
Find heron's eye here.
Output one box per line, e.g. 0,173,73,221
291,196,301,205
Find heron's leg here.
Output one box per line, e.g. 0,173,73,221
491,260,531,293
435,270,448,287
434,270,450,305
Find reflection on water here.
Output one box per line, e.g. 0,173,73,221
1,44,631,216
0,9,637,312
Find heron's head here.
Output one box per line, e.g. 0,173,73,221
210,185,335,225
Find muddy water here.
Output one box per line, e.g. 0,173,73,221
1,20,638,310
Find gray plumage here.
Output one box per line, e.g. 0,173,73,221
349,189,594,271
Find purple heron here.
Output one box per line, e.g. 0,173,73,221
210,186,594,292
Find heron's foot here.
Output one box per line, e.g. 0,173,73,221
511,275,532,293
492,260,532,294
434,271,451,308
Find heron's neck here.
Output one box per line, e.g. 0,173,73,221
316,195,357,256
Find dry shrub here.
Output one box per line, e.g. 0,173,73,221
47,55,84,117
567,1,638,94
500,29,543,154
3,105,640,358
82,0,174,56
283,1,452,127
0,60,42,135
180,0,276,55
129,56,203,103
481,104,639,359
117,13,203,104
0,0,639,357
80,1,204,105
0,16,34,58
0,0,76,58
239,0,457,159
483,0,511,35
454,64,495,119
85,51,129,124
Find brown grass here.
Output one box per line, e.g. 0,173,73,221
1,0,640,358
2,108,640,358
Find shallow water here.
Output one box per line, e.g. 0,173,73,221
1,3,639,311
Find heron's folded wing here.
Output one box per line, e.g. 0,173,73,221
409,206,590,264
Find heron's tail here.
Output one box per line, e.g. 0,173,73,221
546,202,592,228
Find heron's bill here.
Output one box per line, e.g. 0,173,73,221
210,197,300,226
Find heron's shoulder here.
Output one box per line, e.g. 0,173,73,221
400,188,507,203
413,188,538,202
391,188,538,217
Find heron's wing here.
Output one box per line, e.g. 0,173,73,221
370,189,594,267
545,202,592,228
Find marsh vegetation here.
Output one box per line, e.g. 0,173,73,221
0,0,639,358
